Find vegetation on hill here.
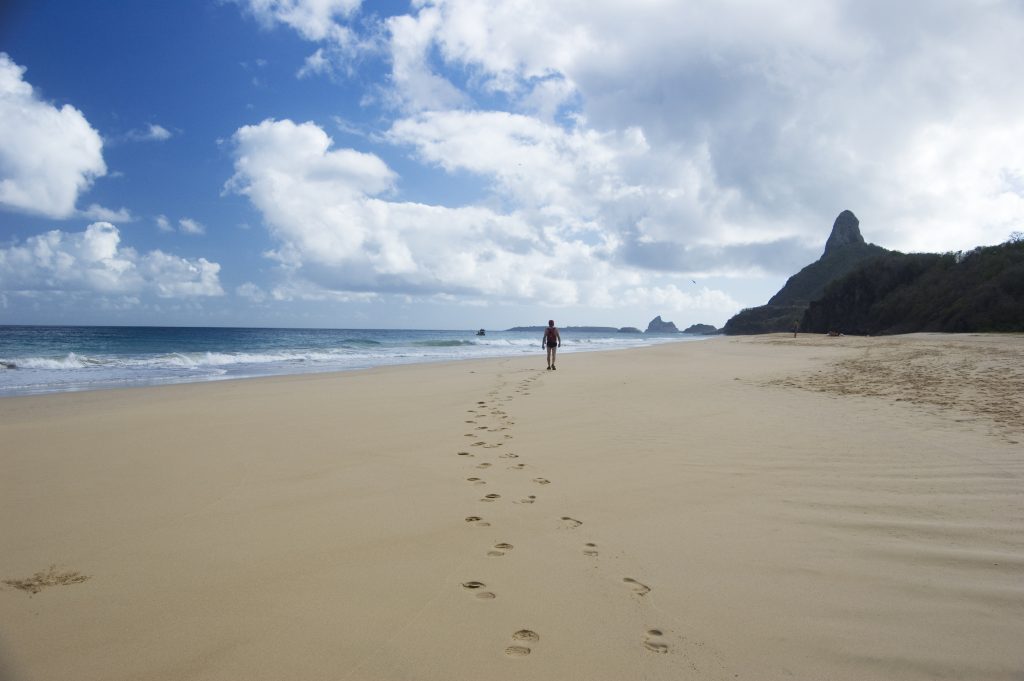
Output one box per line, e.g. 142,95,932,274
801,237,1024,334
767,241,891,306
723,242,892,334
724,210,892,335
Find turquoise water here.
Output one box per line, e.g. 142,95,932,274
0,326,699,396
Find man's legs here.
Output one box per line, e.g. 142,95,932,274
546,346,554,369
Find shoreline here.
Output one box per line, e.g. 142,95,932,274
0,327,703,398
2,334,1022,680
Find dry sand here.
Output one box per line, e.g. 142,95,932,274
1,333,1022,680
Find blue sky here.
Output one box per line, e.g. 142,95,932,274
2,1,1023,329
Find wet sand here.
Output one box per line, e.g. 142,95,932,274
2,333,1022,680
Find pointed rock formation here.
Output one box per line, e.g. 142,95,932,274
645,316,679,333
724,210,890,334
822,210,865,256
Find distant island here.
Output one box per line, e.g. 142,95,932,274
682,323,719,335
505,317,720,335
506,326,635,333
506,317,720,335
723,210,1024,334
645,315,678,333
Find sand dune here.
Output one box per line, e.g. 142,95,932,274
2,334,1022,680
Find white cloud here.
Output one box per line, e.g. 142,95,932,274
297,48,331,78
155,215,208,235
0,222,223,298
0,52,107,219
239,0,361,43
373,1,1024,255
125,123,172,142
226,1,1024,324
79,203,134,222
178,217,206,235
227,117,740,319
385,9,467,111
236,281,268,302
386,109,648,216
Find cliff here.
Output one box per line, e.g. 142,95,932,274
724,211,890,334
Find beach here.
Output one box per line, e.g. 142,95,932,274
2,333,1022,680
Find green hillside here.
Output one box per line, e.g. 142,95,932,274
801,238,1024,334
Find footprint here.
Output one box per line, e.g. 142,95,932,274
560,516,582,528
456,451,473,457
476,426,489,430
466,477,486,485
499,452,519,459
533,478,551,485
512,630,539,642
514,495,537,505
624,577,651,596
476,463,492,469
464,516,491,527
483,443,503,448
481,494,501,502
643,629,668,653
462,580,486,590
472,441,487,446
508,463,526,470
504,645,531,657
465,420,477,424
583,543,599,556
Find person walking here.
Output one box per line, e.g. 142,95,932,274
542,320,561,370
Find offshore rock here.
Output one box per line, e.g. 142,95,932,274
645,316,679,333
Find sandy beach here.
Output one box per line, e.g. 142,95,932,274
2,333,1022,681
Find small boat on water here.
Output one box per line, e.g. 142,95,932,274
476,329,486,336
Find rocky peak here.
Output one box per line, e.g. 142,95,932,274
822,210,864,257
645,315,679,333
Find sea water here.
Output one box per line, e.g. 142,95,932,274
0,326,702,397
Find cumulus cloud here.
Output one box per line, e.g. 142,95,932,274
125,123,172,142
227,1,1024,322
297,48,331,79
0,52,107,219
178,217,206,235
156,214,208,235
240,0,362,42
236,281,268,302
0,222,223,298
372,1,1024,254
238,0,383,81
80,203,134,222
227,117,740,315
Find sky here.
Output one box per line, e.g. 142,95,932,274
1,1,1023,330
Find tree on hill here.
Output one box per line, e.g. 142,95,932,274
801,238,1024,334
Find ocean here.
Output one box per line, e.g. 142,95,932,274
0,326,702,397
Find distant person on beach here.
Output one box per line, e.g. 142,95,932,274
542,320,561,370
